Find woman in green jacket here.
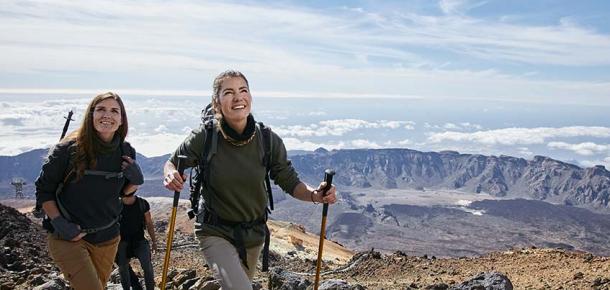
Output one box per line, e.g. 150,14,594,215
163,70,337,289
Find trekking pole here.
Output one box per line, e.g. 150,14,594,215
313,169,335,290
160,155,187,290
60,110,74,140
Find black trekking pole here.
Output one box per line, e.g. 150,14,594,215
160,156,187,290
313,169,335,290
60,110,74,140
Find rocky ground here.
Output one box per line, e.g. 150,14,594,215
1,198,610,289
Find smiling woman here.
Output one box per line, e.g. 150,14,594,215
162,70,338,289
34,92,143,290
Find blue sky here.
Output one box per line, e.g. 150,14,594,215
1,0,609,168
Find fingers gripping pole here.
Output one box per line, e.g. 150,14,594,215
161,155,187,290
314,169,335,290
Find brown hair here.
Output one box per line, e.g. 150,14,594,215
63,92,128,179
211,70,249,120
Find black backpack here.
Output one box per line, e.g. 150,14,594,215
186,103,275,271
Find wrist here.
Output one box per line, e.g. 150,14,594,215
310,190,319,204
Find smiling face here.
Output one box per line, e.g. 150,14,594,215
218,76,252,131
92,98,122,142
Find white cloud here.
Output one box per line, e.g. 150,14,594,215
517,147,534,157
426,122,483,131
281,137,384,151
1,1,609,105
350,139,382,149
282,138,345,151
579,157,610,170
154,125,169,133
428,126,610,146
548,141,610,156
128,133,186,158
274,119,416,138
397,139,412,146
439,0,475,15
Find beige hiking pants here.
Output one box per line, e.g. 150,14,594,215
198,235,263,290
48,234,120,290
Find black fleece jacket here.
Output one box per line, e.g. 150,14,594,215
35,139,136,244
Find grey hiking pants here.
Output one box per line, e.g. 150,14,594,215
197,235,263,290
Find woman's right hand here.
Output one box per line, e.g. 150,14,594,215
50,216,86,241
163,170,185,192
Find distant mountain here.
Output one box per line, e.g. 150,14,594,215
2,147,609,212
289,149,610,211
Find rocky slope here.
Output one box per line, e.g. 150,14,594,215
2,200,610,290
0,201,57,289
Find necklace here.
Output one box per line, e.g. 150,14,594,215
218,124,257,146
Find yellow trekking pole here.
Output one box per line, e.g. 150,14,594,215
313,169,335,290
161,155,186,290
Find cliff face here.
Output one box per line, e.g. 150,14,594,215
290,149,610,210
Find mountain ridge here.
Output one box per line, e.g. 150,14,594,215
2,147,609,212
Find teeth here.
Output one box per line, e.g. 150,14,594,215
233,105,245,110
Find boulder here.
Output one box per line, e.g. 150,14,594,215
450,272,513,290
268,268,311,290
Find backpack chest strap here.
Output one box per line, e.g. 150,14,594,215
83,170,124,179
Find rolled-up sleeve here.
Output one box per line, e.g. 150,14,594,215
168,125,206,170
268,132,301,195
35,143,70,204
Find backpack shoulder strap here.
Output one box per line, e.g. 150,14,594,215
256,122,274,211
198,119,219,211
203,119,218,163
54,141,77,221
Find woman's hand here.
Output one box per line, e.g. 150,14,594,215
163,169,186,192
50,216,87,241
312,181,337,204
122,156,144,185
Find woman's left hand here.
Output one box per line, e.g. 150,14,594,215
313,182,337,204
122,155,144,185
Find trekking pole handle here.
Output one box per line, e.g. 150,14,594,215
60,110,74,141
321,169,335,216
173,155,187,207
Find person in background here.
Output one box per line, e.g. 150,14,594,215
116,193,157,290
35,92,143,290
163,70,337,289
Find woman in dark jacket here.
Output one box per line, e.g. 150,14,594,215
35,92,143,290
163,70,337,290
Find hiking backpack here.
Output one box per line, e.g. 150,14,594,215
186,103,275,271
